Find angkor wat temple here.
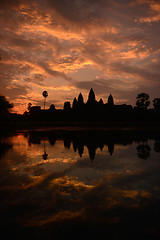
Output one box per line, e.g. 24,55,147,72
29,88,160,122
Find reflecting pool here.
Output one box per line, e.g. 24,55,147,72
1,128,160,239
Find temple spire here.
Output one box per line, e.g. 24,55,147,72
78,93,84,104
108,94,114,105
87,88,96,104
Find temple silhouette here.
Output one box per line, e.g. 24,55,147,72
28,88,160,122
1,88,160,124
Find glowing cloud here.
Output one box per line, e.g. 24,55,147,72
0,0,160,113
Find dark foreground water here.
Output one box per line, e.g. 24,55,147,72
1,128,160,239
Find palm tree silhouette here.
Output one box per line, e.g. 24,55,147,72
42,90,48,109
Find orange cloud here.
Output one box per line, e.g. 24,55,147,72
139,2,160,22
0,0,160,113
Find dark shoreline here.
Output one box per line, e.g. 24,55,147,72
1,120,160,133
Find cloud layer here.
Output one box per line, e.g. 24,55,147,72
0,0,160,112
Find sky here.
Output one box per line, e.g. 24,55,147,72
0,0,160,113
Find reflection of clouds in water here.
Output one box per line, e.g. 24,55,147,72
5,138,79,176
19,168,157,229
1,133,160,238
3,135,160,189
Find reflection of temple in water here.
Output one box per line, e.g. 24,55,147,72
26,129,160,161
62,136,115,160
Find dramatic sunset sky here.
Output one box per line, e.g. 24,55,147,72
0,0,160,113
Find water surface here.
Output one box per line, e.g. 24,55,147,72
1,129,160,239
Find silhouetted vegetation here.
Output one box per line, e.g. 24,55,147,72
0,95,14,121
136,93,150,109
27,103,32,111
49,104,56,111
0,96,13,113
153,98,160,111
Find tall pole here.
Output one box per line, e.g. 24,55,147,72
42,91,48,110
44,97,45,109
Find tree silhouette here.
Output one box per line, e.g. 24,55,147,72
27,103,32,111
153,98,160,111
49,104,56,111
0,96,13,114
42,91,48,109
136,93,150,109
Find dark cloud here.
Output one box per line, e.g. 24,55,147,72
0,0,35,29
38,61,74,83
58,55,84,65
45,0,155,29
46,0,110,25
11,38,40,49
24,74,46,86
0,62,31,100
111,61,160,84
81,40,111,71
74,78,138,105
75,78,112,94
0,0,22,8
7,85,30,100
